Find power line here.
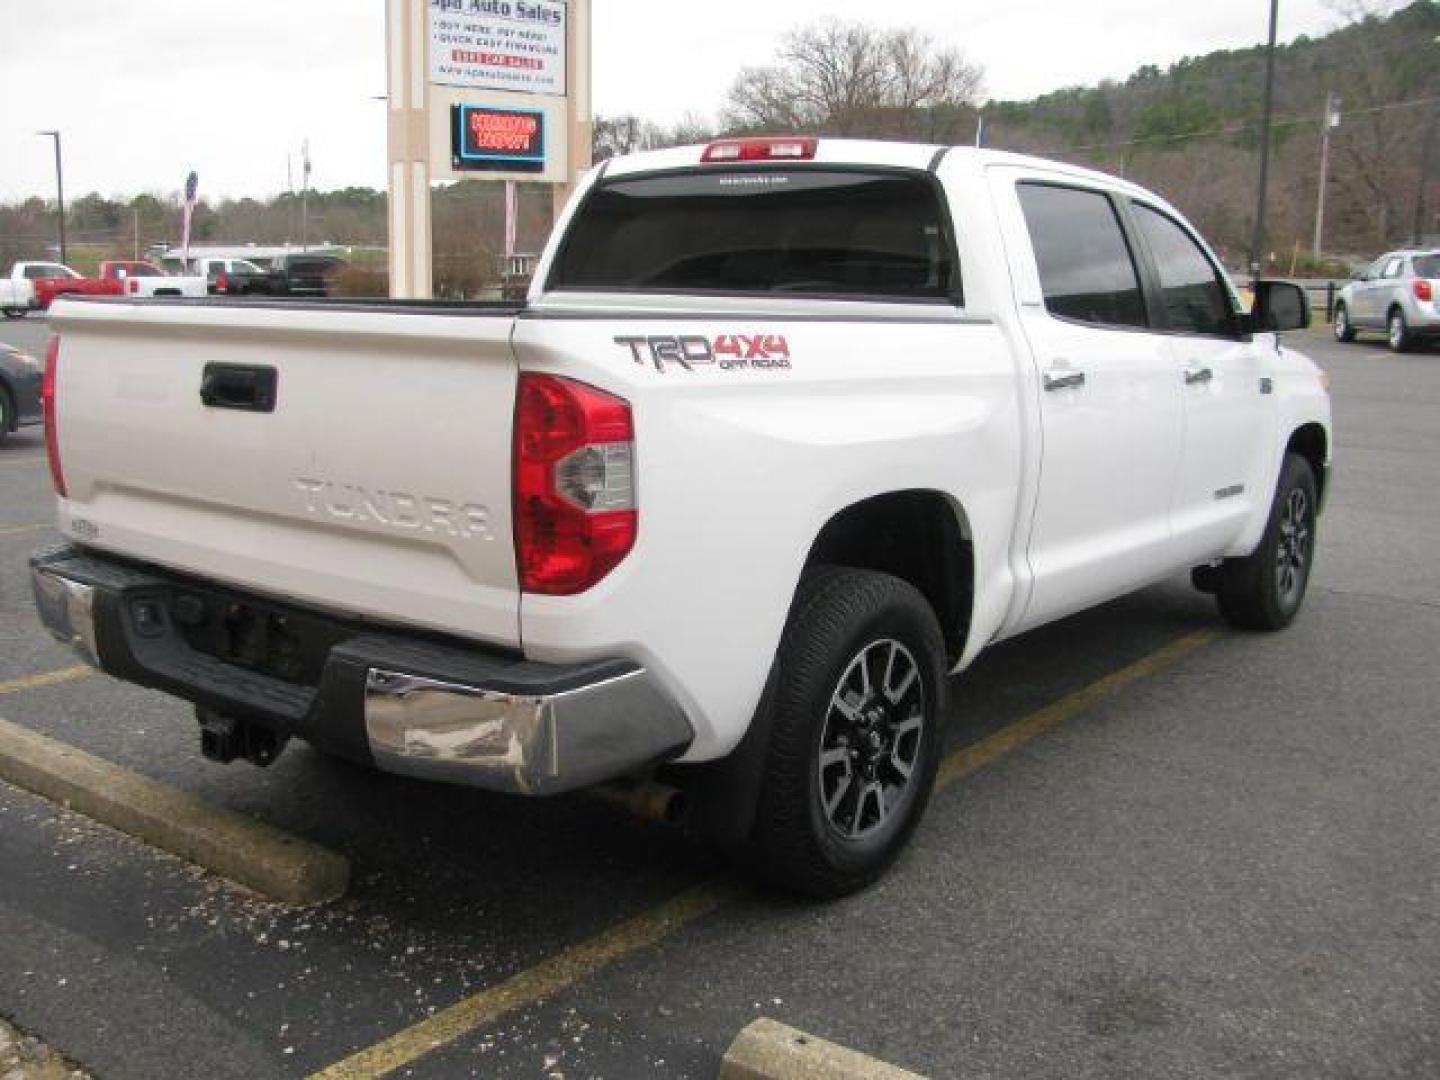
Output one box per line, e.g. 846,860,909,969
1047,93,1440,154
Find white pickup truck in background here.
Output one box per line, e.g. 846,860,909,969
1,261,79,316
98,261,209,300
32,139,1330,896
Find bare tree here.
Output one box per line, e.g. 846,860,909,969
592,115,664,162
723,20,983,139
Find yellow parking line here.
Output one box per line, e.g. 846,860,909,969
0,666,93,697
308,627,1220,1080
308,881,741,1080
936,629,1220,789
0,523,50,536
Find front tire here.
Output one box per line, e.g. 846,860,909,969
1216,453,1318,631
1388,308,1412,353
747,566,945,898
1333,303,1356,343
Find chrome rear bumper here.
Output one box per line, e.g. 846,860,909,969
30,545,693,795
364,667,692,795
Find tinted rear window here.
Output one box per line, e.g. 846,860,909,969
550,169,957,301
1017,182,1147,329
1414,255,1440,278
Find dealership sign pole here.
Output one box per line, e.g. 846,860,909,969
385,0,592,299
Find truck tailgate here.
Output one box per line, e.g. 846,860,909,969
49,300,521,647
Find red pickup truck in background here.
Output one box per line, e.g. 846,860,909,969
0,261,121,314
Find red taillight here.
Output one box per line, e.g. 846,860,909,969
701,137,818,163
217,273,229,293
128,278,138,294
43,336,66,497
1415,279,1434,302
514,374,636,595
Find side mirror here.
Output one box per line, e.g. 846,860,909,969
1249,280,1310,333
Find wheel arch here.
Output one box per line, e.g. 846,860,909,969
1286,422,1329,509
803,489,975,668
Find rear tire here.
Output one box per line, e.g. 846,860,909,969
1387,307,1412,353
747,565,945,898
2,308,24,320
1215,453,1318,631
1332,303,1356,343
0,386,12,442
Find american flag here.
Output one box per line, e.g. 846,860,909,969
181,171,199,261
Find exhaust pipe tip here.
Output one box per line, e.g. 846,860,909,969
588,779,689,826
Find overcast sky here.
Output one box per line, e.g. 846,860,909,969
0,0,1357,203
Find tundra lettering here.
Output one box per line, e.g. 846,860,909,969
293,478,493,540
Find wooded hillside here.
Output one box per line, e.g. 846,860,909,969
4,1,1435,292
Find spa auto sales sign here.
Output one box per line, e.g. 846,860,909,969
429,0,567,97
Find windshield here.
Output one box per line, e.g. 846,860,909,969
1414,254,1440,278
551,168,958,302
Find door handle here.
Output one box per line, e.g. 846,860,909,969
1183,365,1214,385
1043,369,1086,391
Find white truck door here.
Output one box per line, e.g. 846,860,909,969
1127,200,1275,561
997,173,1186,631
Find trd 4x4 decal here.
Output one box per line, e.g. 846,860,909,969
614,334,792,372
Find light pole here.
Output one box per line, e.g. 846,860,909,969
1313,92,1340,258
1249,0,1280,283
1411,36,1440,245
37,130,67,266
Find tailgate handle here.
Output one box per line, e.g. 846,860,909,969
201,363,277,413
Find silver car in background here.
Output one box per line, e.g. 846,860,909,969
1333,250,1440,352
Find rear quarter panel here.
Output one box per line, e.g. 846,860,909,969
513,307,1025,760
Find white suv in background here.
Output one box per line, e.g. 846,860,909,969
1333,250,1440,351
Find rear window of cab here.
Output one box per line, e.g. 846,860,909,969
550,169,959,303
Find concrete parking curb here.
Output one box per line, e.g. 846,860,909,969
720,1019,927,1080
0,716,348,905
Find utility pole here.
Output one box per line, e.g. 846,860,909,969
301,139,311,252
37,130,67,265
132,206,140,260
1415,36,1440,245
1413,105,1438,245
1313,92,1340,257
1249,0,1280,283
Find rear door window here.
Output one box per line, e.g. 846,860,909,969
551,169,957,302
1017,182,1147,328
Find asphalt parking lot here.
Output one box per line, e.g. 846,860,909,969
1,314,1437,1079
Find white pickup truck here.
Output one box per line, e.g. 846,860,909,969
1,261,80,317
32,140,1329,895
